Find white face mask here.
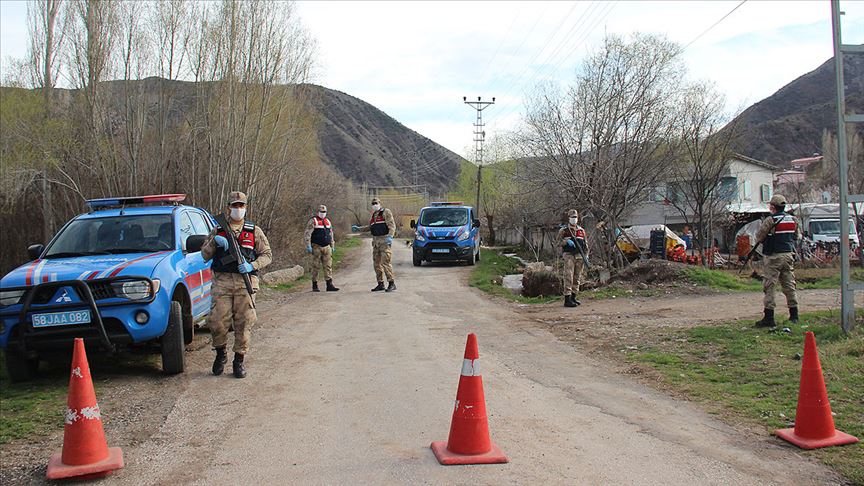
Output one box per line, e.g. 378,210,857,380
230,207,246,221
317,212,327,219
371,204,381,212
569,217,578,225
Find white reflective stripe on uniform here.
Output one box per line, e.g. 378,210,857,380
461,358,479,376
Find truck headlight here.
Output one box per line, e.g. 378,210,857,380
458,231,471,241
0,289,25,306
415,233,426,242
111,280,152,300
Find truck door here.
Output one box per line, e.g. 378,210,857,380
181,211,214,320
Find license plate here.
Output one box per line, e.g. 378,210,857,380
32,310,91,328
432,248,450,254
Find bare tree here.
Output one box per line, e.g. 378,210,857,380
665,81,739,263
26,0,68,101
516,33,684,267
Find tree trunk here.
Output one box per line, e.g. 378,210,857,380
485,214,495,246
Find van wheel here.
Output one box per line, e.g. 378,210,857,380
4,349,38,383
413,254,422,267
161,301,186,374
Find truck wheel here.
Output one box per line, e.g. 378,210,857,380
161,301,186,375
466,253,476,266
413,254,422,267
4,349,38,383
475,248,481,262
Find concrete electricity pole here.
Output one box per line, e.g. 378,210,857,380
463,96,495,213
831,0,862,334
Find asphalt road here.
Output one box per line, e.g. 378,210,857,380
106,239,838,485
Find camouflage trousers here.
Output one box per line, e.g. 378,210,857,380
310,244,333,282
372,237,394,282
763,252,798,310
562,253,585,295
208,273,258,355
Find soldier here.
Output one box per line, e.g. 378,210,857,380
304,204,339,292
558,209,588,308
202,191,272,378
754,194,801,327
352,197,397,292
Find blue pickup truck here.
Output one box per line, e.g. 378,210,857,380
410,202,481,266
0,194,215,381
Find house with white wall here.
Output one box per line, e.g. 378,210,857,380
621,153,780,249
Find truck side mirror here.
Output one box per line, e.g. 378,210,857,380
410,219,416,229
472,219,480,228
27,244,44,260
186,235,206,253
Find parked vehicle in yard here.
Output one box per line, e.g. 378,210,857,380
0,194,215,381
410,202,481,266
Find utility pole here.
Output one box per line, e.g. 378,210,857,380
831,0,861,334
463,96,495,213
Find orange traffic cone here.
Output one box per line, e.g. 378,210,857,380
46,338,124,480
774,332,859,449
431,333,508,465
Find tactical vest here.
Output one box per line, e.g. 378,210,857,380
370,210,389,236
763,212,797,255
311,217,333,247
212,221,258,274
562,226,587,254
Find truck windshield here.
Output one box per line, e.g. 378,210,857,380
809,220,855,235
44,215,174,258
419,208,469,227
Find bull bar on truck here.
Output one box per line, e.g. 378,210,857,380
1,277,157,354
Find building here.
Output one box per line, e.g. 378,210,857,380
621,153,780,250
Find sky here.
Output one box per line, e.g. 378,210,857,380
2,0,863,159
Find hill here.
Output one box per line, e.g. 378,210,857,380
303,85,465,192
728,49,864,166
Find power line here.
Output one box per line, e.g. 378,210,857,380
680,0,748,52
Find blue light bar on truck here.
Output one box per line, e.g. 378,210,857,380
430,201,464,206
86,194,187,209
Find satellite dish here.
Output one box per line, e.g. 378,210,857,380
821,191,831,204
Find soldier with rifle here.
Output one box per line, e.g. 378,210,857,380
202,191,272,378
559,209,590,308
754,194,801,328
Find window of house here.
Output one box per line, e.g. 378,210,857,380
760,184,771,202
718,177,737,201
743,180,752,200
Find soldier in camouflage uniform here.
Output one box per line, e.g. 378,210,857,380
353,197,397,292
304,204,339,292
202,191,272,378
558,209,588,308
754,194,801,328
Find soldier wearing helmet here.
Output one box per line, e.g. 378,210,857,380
558,209,588,308
304,204,339,292
754,194,802,327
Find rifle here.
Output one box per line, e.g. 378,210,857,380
214,214,256,308
566,230,590,267
738,216,781,275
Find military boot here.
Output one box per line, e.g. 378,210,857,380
326,279,340,292
572,295,581,306
371,282,385,292
312,281,320,292
232,354,246,379
564,294,578,308
789,307,799,323
755,308,775,328
212,346,228,376
386,281,397,292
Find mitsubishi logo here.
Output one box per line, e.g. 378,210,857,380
55,289,72,303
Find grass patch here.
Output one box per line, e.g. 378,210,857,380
469,249,558,304
682,266,863,292
630,310,864,483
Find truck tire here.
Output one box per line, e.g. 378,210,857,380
4,349,38,383
161,301,186,375
466,252,476,266
475,247,481,262
413,254,422,267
